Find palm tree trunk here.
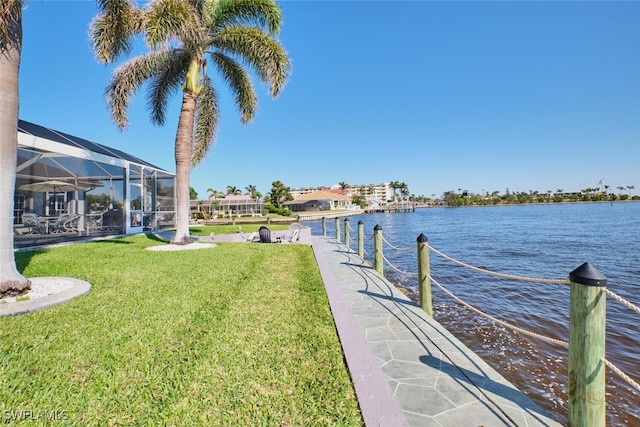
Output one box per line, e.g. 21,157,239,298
0,3,30,295
171,91,197,245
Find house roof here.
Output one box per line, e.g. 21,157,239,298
286,190,351,205
18,119,170,172
218,195,262,205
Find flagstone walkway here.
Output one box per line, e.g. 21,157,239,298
311,235,562,427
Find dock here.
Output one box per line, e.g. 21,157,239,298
311,235,562,426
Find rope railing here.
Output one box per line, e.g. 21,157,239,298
602,357,640,392
380,252,417,277
338,223,638,425
381,234,416,251
603,287,640,314
430,275,570,348
428,244,571,285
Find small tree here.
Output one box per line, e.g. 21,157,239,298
268,180,292,208
189,187,198,200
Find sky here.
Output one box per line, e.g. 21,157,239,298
18,0,640,199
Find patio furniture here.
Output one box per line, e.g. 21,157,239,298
281,228,300,244
49,214,71,233
239,230,260,242
61,214,82,233
22,213,47,234
258,226,275,243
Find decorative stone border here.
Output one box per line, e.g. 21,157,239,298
0,277,91,317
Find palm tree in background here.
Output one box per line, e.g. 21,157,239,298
0,0,30,295
389,181,400,203
206,187,220,200
91,0,290,244
226,185,241,195
245,184,258,198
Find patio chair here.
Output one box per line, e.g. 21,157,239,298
281,228,300,244
258,226,274,243
22,213,46,234
239,230,260,242
62,214,82,233
49,213,71,233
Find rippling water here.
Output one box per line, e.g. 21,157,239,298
303,202,640,426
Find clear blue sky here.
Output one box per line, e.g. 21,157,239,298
19,0,640,199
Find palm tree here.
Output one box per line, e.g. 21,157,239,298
627,185,635,196
389,181,400,203
0,0,30,295
91,0,290,245
245,184,257,198
226,185,240,195
206,188,220,200
338,181,349,190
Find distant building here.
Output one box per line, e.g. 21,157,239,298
290,182,393,202
365,196,387,211
217,195,263,217
284,190,351,212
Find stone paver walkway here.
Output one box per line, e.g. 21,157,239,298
311,236,562,427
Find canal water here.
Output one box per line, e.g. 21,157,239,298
302,202,640,426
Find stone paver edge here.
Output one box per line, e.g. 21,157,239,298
0,277,91,317
311,239,410,427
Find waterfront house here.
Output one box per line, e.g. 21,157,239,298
284,190,351,212
14,120,175,247
217,195,264,217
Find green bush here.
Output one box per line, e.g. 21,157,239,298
266,205,292,216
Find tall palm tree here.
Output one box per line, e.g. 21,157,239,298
206,187,220,199
226,185,240,195
245,184,257,198
389,181,400,203
0,0,30,295
91,0,290,245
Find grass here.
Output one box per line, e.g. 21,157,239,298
188,224,289,237
1,232,363,426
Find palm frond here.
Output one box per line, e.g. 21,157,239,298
192,77,219,166
144,0,203,50
106,52,171,129
0,0,21,53
212,52,257,124
91,0,141,64
212,0,283,35
147,50,192,125
211,26,290,98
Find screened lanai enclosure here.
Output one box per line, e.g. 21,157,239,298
14,120,175,248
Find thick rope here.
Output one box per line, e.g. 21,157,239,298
603,358,640,392
380,252,418,277
428,244,571,285
430,275,569,348
381,235,417,251
603,288,640,314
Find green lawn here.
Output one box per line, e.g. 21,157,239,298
1,232,363,425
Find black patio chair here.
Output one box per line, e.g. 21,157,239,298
258,226,273,243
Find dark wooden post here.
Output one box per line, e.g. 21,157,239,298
373,224,383,275
321,217,326,236
357,220,364,259
335,217,341,242
417,233,432,315
344,218,350,247
568,263,607,427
